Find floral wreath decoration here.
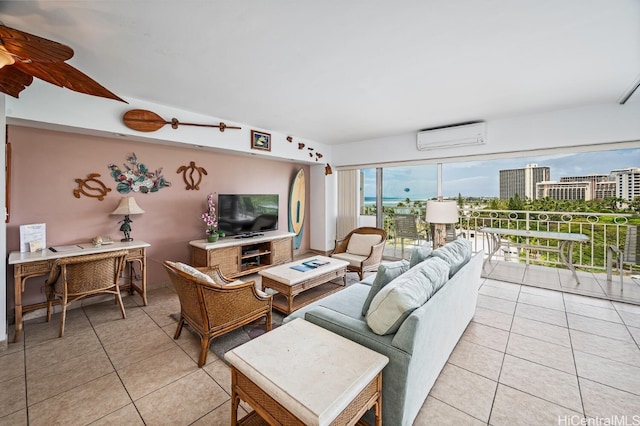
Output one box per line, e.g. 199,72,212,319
108,153,171,194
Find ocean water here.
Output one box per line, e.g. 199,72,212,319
363,197,428,208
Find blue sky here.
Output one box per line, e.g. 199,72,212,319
363,148,640,199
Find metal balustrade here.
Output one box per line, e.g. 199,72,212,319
457,209,635,272
378,209,637,273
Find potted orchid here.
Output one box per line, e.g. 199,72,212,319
202,193,220,242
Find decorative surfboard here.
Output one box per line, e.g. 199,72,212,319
288,168,305,249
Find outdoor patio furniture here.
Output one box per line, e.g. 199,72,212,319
394,213,429,255
607,225,639,288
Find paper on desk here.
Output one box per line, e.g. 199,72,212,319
20,223,46,253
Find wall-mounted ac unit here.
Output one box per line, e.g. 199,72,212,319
416,122,486,151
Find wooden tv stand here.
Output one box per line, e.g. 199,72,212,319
189,231,295,278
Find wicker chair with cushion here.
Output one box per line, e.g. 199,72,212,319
163,261,272,367
46,250,129,337
331,227,388,280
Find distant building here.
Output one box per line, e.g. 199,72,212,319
612,167,640,201
499,165,639,202
595,180,617,200
559,174,610,199
536,180,592,200
499,163,550,200
534,170,640,202
537,174,615,201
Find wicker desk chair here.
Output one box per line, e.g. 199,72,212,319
331,227,387,280
46,250,129,337
163,261,272,368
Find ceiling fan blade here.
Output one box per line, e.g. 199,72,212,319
0,65,33,98
123,109,168,132
0,25,74,63
14,60,126,102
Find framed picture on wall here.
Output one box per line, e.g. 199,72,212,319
251,130,271,151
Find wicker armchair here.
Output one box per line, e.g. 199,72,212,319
46,250,129,337
331,227,388,280
163,261,272,367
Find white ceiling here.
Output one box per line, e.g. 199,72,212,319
1,1,639,145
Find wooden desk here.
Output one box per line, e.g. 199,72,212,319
8,240,150,343
480,227,589,283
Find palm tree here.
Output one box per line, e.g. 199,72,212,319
604,196,624,211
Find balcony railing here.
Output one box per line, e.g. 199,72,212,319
460,209,637,272
380,208,638,273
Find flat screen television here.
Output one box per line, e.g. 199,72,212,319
217,194,279,236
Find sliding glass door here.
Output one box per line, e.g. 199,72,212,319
360,164,437,258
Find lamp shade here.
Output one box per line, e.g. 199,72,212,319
425,200,458,224
111,196,145,215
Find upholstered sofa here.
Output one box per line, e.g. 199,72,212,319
284,239,483,426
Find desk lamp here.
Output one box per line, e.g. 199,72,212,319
425,200,458,249
111,197,145,242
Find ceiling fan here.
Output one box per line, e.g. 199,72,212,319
0,23,125,102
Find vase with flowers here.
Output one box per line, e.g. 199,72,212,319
202,193,219,243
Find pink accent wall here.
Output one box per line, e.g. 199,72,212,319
6,126,310,310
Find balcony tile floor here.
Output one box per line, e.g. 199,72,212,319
387,241,640,306
1,268,640,425
483,260,640,306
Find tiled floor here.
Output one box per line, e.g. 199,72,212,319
483,260,640,306
1,270,640,425
421,278,640,425
388,241,640,305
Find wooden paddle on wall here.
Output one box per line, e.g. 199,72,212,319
123,109,241,132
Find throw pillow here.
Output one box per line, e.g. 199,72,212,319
361,259,410,316
430,238,472,277
346,233,383,256
366,257,450,335
409,245,433,268
174,262,215,284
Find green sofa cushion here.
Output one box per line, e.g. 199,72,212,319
409,245,432,268
361,259,410,316
366,257,450,335
430,238,472,277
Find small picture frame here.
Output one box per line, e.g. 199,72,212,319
251,130,271,151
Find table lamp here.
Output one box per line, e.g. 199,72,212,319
425,200,458,249
111,196,145,242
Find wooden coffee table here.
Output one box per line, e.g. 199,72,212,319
259,255,349,314
225,318,389,426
